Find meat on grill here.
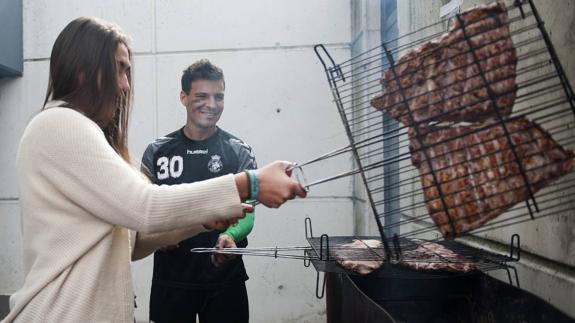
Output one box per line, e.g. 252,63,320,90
400,240,476,272
335,239,384,275
371,2,517,126
409,117,575,239
334,239,476,273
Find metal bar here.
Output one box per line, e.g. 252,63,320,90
382,41,458,238
314,44,391,258
396,181,575,239
335,1,529,73
456,12,538,217
335,14,541,98
336,26,543,108
339,52,553,135
378,158,575,233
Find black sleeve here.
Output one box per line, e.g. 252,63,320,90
226,137,257,172
236,143,257,171
140,143,157,183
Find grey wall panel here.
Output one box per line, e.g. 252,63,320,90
0,0,23,77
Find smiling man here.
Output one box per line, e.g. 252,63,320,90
141,59,256,323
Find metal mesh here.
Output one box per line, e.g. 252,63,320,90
313,0,575,245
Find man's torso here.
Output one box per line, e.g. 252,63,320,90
141,127,257,289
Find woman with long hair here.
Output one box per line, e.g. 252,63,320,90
2,17,305,322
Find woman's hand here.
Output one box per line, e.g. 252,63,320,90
256,161,307,208
203,203,252,230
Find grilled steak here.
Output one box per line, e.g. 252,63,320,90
400,240,475,272
410,117,575,239
371,2,517,126
335,239,384,275
334,239,477,273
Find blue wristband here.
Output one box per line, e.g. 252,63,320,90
243,170,252,199
247,170,259,200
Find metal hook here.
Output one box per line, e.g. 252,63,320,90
510,234,521,261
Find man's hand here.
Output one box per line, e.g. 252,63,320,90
211,234,237,267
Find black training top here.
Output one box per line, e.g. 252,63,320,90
141,126,257,289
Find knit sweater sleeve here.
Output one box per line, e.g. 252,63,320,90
130,226,207,261
19,108,243,233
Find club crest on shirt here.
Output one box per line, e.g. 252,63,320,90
208,154,223,173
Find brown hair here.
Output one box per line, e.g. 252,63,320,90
181,59,225,94
44,16,133,162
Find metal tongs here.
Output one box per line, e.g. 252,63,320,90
251,136,392,206
191,246,318,260
297,135,395,185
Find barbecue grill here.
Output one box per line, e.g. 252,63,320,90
192,0,575,320
312,0,574,245
302,0,574,276
305,0,575,321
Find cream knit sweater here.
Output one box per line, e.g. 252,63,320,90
2,103,243,322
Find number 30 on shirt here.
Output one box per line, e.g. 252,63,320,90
156,156,183,179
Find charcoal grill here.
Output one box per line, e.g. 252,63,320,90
304,0,575,321
326,271,575,323
302,217,520,299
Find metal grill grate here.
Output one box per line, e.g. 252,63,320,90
311,0,575,249
303,217,520,285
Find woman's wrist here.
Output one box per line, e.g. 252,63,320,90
246,170,259,200
234,172,250,200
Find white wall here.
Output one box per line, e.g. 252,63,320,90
349,0,383,237
0,1,353,322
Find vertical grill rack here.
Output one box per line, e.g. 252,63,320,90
312,0,575,260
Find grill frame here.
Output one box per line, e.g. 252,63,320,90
313,0,575,252
304,217,520,283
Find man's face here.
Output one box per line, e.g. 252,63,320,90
180,79,224,131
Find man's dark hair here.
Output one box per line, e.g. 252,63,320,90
181,59,225,93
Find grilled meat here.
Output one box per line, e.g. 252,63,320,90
371,2,517,126
410,117,575,239
400,240,476,272
335,239,384,275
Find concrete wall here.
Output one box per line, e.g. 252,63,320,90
0,0,23,77
0,1,353,322
350,0,383,237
